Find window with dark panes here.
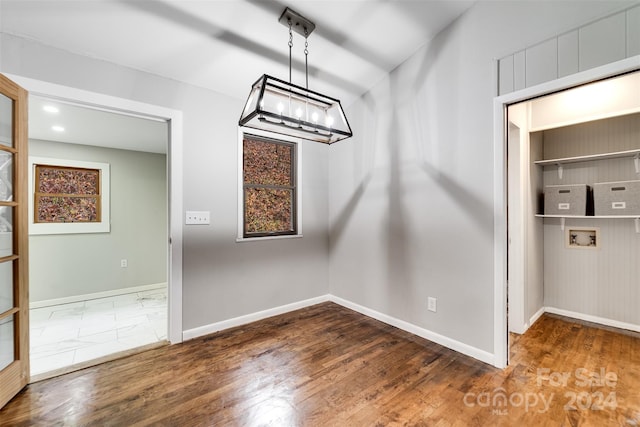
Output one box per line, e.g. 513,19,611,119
243,135,297,237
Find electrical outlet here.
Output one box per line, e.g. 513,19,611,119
427,297,437,312
185,211,210,225
120,259,128,268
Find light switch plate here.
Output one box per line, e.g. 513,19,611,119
185,211,210,225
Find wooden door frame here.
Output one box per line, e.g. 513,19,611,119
4,74,184,347
492,56,640,369
0,73,29,408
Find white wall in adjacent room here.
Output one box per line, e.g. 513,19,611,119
28,139,168,302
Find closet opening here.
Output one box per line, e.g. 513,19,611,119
506,70,640,363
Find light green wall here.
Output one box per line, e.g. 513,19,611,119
29,139,167,302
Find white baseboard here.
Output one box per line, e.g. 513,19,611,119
529,307,546,328
182,294,496,367
30,282,167,309
509,322,527,335
545,306,640,333
182,295,330,341
328,295,495,366
508,307,545,336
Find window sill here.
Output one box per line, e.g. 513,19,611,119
236,234,303,243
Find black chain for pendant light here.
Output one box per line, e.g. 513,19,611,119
287,20,310,89
288,20,293,84
304,28,309,89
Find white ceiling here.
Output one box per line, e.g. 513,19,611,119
29,96,168,154
1,0,475,151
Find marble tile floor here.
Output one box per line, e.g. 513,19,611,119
30,288,167,377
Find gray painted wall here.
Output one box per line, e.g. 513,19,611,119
1,0,636,354
0,30,329,330
29,139,168,302
328,1,637,354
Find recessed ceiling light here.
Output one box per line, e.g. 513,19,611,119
51,125,65,132
43,105,59,113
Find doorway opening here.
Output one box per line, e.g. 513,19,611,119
2,73,185,382
27,96,170,379
493,58,640,368
504,70,640,364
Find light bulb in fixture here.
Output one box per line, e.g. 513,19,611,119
326,116,334,128
311,112,318,123
43,105,59,114
295,108,303,127
277,102,285,123
52,125,65,132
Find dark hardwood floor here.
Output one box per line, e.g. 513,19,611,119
1,302,639,426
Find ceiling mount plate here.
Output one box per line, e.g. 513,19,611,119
278,7,315,37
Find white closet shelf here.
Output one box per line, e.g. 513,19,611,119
534,148,640,166
535,215,640,233
535,214,640,219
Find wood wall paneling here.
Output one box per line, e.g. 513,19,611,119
541,113,640,326
628,7,640,57
525,38,558,88
497,5,639,96
557,30,579,79
578,13,627,72
499,55,514,96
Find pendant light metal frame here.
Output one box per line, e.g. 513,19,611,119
238,7,353,145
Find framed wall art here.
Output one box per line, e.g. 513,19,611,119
29,157,110,235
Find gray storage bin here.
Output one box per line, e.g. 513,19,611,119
544,184,590,215
593,180,640,216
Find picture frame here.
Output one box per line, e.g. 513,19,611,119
28,157,110,235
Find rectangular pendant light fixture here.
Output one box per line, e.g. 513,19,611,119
239,74,352,144
238,8,353,145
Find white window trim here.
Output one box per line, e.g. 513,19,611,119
237,127,303,242
28,156,110,235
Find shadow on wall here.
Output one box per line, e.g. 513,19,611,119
329,14,452,247
246,0,396,72
406,18,494,238
117,0,367,96
328,17,494,314
329,24,448,241
328,171,371,253
418,162,494,238
328,90,379,253
385,74,413,309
